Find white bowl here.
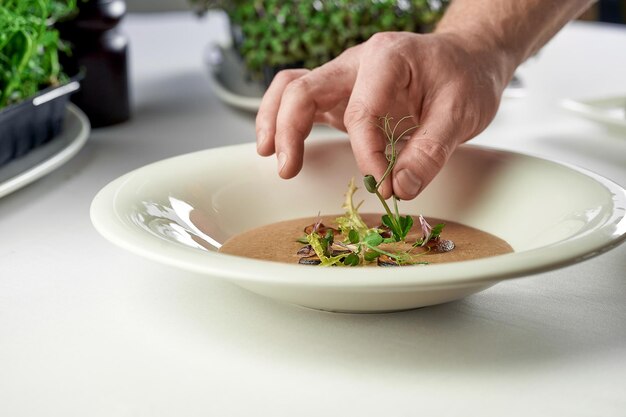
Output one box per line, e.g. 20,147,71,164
561,95,626,133
90,139,626,312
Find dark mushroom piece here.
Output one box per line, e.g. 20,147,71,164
329,242,353,256
377,255,400,267
377,225,392,239
435,239,455,252
299,255,321,265
296,245,315,257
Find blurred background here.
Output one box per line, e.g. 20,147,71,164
579,0,626,23
126,0,626,24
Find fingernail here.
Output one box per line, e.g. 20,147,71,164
277,152,288,174
395,169,421,197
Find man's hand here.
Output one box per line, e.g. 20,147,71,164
256,31,508,199
255,0,593,200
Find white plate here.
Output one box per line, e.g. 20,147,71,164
562,96,626,132
206,45,265,112
0,103,90,198
206,45,526,112
90,140,626,313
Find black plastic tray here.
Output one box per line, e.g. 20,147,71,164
0,78,80,167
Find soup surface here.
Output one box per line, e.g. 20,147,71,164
219,214,513,265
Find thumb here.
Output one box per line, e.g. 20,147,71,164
391,105,461,200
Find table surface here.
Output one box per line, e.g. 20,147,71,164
1,12,625,417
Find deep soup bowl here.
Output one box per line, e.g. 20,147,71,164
91,139,626,312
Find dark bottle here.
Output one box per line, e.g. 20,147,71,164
59,0,130,127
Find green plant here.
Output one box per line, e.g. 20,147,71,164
0,0,77,109
298,114,451,267
190,0,449,77
303,176,442,267
306,179,415,266
364,115,418,242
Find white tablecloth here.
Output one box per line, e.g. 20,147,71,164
1,12,625,417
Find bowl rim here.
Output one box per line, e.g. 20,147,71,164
90,141,626,289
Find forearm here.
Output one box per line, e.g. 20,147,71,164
435,0,595,77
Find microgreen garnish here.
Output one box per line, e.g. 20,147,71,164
303,208,413,267
363,115,418,242
335,178,369,238
413,215,446,247
343,253,360,266
307,229,346,267
296,116,454,267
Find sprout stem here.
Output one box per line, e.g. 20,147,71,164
374,189,400,231
393,195,400,219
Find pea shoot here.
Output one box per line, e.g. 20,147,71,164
297,115,451,267
364,115,418,242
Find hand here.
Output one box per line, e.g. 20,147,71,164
255,31,513,200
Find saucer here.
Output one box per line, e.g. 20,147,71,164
0,103,90,198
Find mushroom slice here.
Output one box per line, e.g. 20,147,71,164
377,255,399,267
299,255,321,265
377,225,392,239
330,249,351,257
436,239,455,252
296,245,315,256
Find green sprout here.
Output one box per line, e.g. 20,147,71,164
303,178,416,267
298,116,452,268
364,115,419,242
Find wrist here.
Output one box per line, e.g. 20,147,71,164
433,0,595,87
432,28,520,93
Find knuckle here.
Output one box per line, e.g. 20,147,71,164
336,42,360,60
448,103,469,128
272,70,293,85
343,99,373,129
410,138,451,173
311,63,342,85
273,69,304,85
284,76,312,97
367,31,399,48
362,34,412,88
451,95,495,138
365,32,412,59
275,124,309,142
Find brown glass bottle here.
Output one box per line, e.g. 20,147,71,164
59,0,130,127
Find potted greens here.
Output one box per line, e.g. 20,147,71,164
190,0,450,87
0,0,79,166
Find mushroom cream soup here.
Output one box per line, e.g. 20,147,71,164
220,214,513,266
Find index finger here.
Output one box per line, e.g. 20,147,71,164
272,53,359,178
343,43,414,198
256,69,309,157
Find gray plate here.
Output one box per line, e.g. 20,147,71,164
0,103,90,198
